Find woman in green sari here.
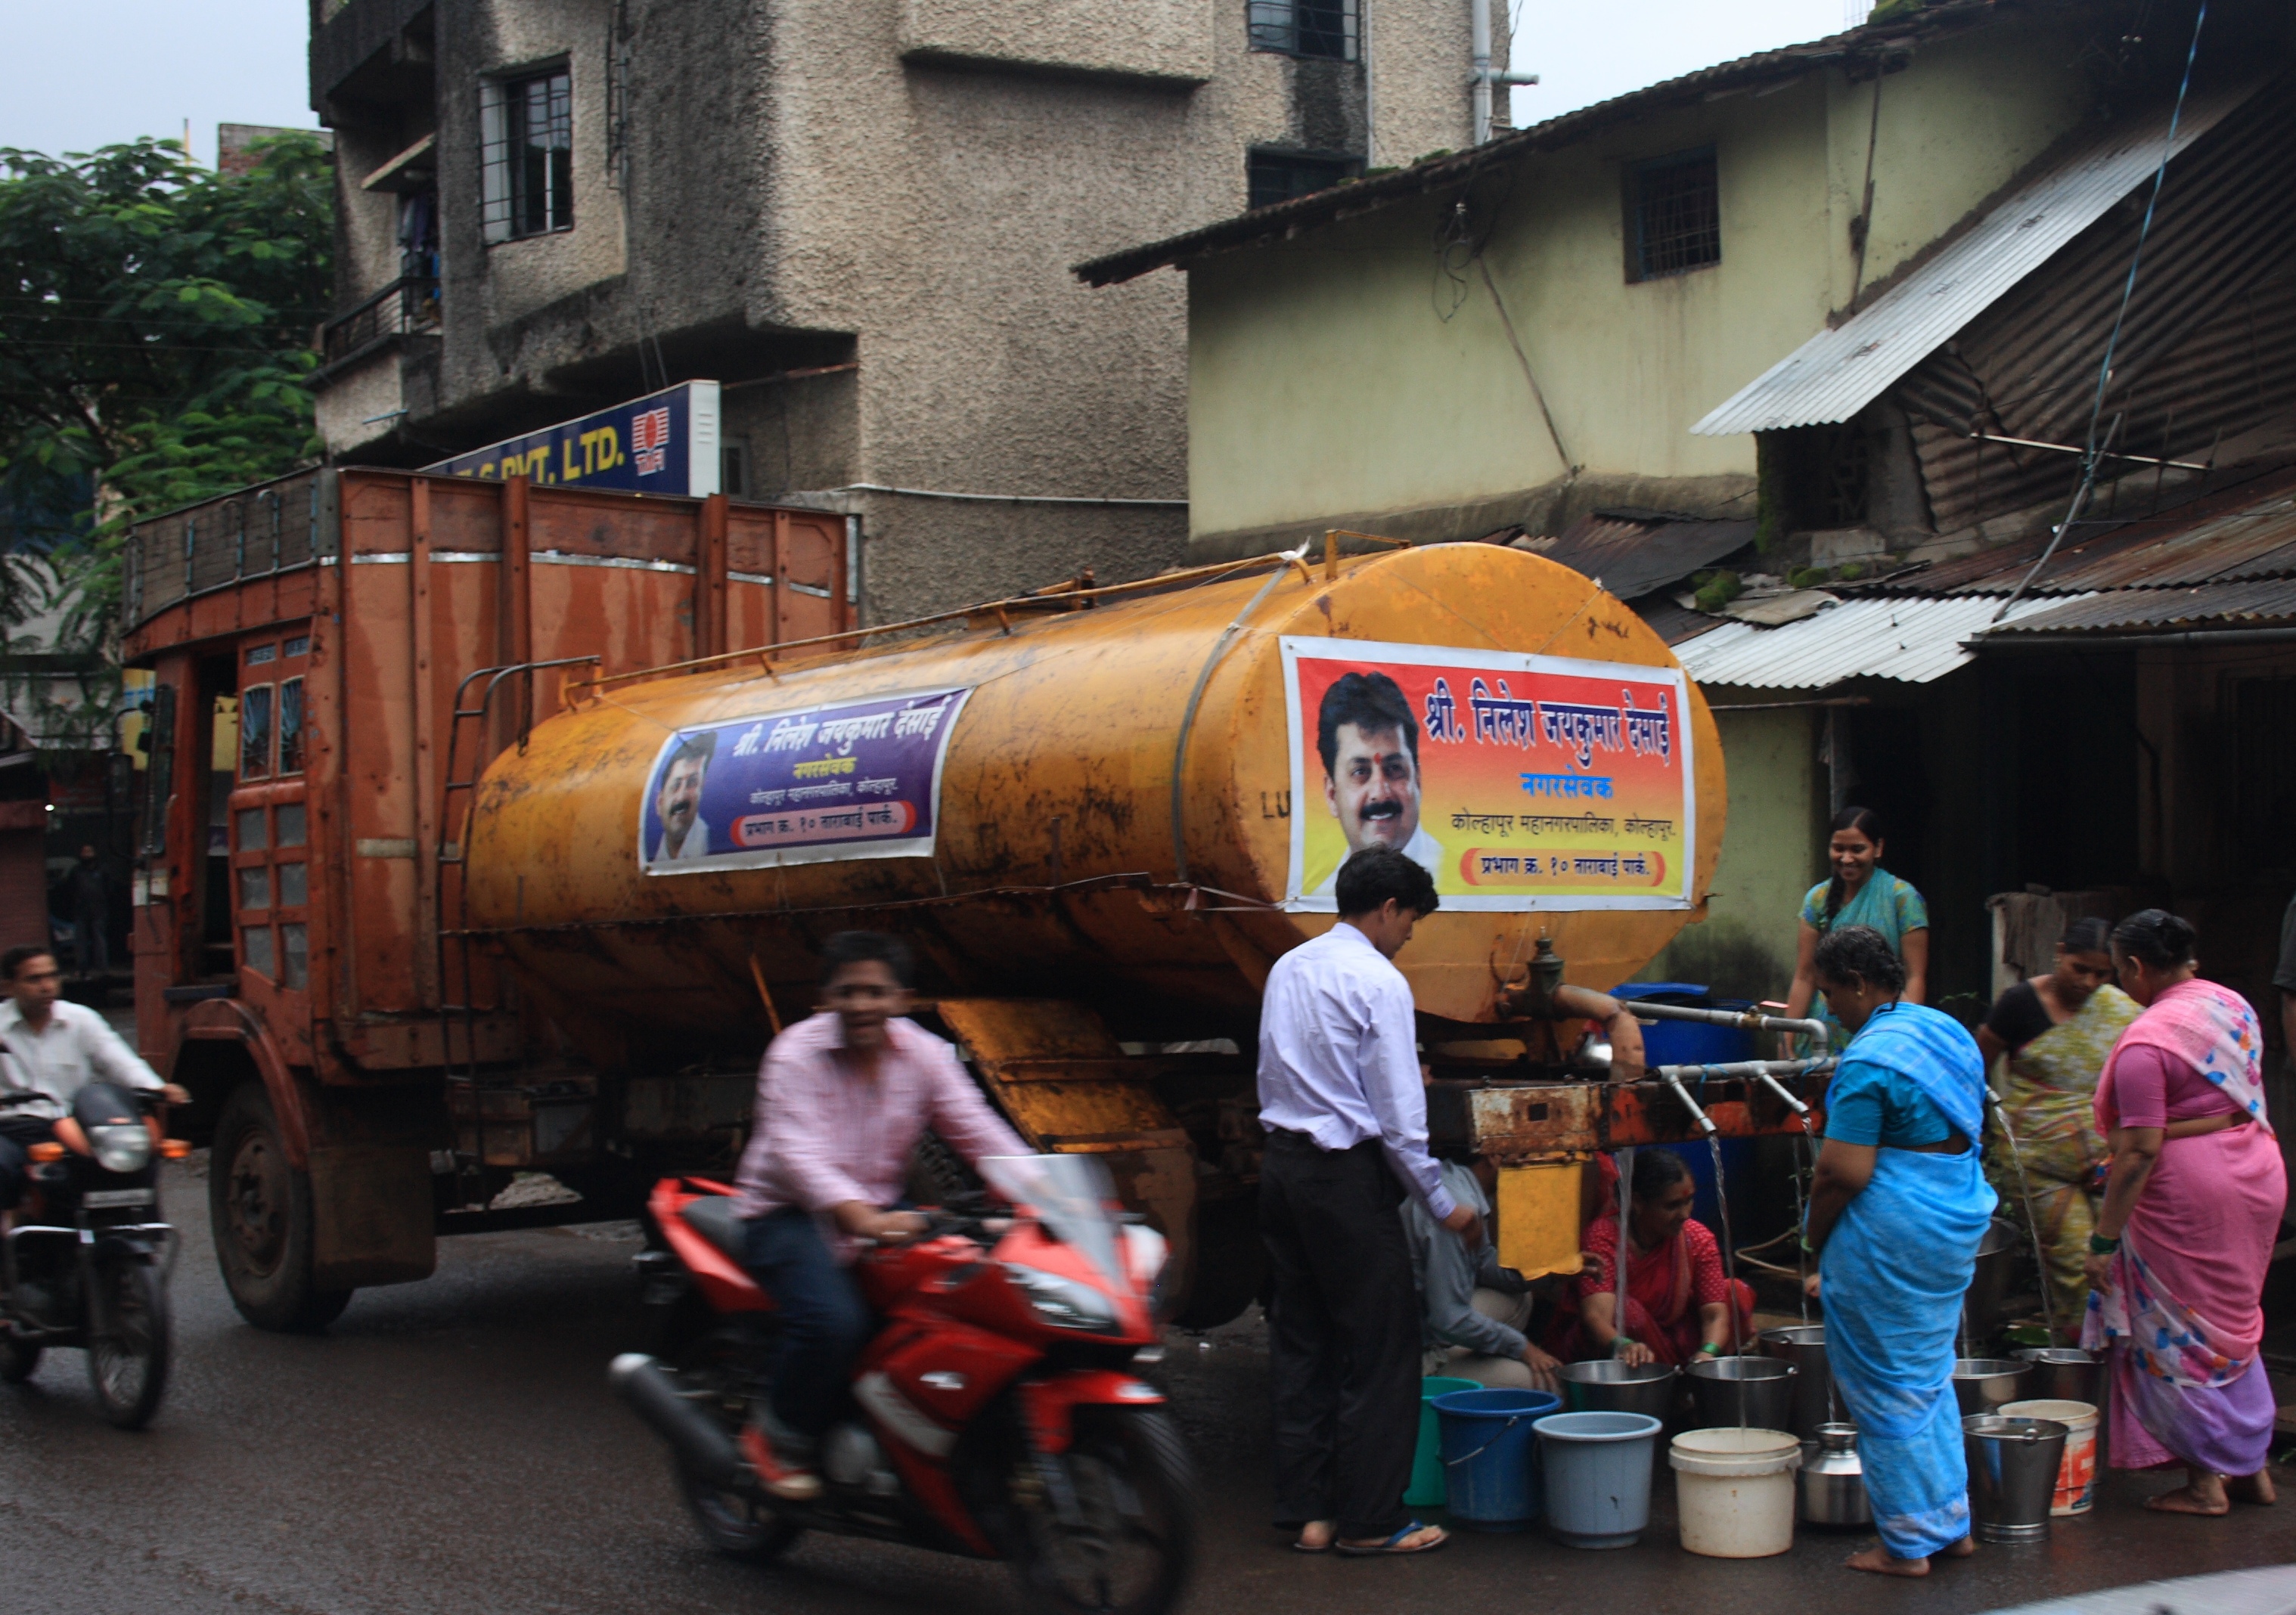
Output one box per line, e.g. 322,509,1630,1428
1975,917,2137,1337
1786,808,1930,1046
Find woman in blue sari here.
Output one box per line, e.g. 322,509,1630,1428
1804,925,1997,1577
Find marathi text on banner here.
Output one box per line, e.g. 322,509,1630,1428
638,687,970,873
1281,637,1695,913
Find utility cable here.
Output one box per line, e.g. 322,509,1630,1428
1990,0,2208,625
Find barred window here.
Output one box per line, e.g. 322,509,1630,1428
1247,150,1359,212
1248,0,1357,60
1627,146,1720,281
481,67,574,243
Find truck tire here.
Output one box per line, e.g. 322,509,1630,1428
210,1083,354,1331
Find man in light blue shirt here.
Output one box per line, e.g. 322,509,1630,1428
1258,845,1473,1558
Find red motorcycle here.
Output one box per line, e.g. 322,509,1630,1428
612,1154,1196,1615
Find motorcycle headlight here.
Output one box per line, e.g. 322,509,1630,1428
89,1124,152,1176
1002,1263,1121,1334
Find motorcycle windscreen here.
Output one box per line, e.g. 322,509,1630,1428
979,1155,1125,1287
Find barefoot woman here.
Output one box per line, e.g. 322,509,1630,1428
2083,910,2286,1516
1802,925,1995,1576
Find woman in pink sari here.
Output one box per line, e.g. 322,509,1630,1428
2083,910,2287,1515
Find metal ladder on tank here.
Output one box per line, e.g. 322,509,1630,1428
431,656,600,1208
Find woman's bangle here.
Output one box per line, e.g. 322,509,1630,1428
1699,1341,1724,1357
2088,1232,2121,1255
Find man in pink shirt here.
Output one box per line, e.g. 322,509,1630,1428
733,931,1028,1498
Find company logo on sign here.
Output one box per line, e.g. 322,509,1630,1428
631,406,672,476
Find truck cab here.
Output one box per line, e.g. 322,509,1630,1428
124,468,851,1326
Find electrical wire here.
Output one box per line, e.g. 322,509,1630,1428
1988,0,2209,625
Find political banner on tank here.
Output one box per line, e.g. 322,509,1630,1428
1280,637,1695,913
638,687,971,873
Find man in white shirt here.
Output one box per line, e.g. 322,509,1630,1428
1308,671,1445,899
0,947,182,1210
1258,845,1473,1558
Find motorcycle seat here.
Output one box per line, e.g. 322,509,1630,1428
679,1194,749,1264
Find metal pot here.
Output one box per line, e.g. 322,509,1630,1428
1798,1422,1870,1527
1963,1414,2068,1542
1961,1219,2024,1347
1952,1358,2034,1418
1686,1355,1797,1431
1558,1359,1677,1421
1759,1324,1835,1439
2012,1347,2103,1406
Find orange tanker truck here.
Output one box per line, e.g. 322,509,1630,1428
125,470,1826,1330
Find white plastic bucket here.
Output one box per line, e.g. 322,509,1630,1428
2002,1398,2099,1516
1668,1427,1802,1558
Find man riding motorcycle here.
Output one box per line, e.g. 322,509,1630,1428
731,930,1028,1500
0,946,187,1215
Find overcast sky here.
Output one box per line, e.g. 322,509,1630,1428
0,0,1863,169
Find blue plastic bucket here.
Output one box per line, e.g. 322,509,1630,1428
1611,983,1755,1231
1533,1410,1665,1548
1432,1387,1561,1531
1406,1377,1478,1508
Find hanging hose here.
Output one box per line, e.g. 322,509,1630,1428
1987,1085,2061,1342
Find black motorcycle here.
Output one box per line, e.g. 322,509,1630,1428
0,1082,181,1428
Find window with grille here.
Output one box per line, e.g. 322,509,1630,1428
1248,0,1357,60
481,67,575,243
1247,150,1359,212
1627,146,1720,281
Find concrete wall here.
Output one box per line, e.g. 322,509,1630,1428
1182,14,2096,556
1643,704,1819,1000
318,0,1507,615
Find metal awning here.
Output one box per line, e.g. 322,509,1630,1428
1675,594,2086,689
1690,80,2260,439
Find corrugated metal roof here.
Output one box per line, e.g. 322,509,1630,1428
1522,512,1756,600
1974,578,2296,634
1674,593,2085,688
1897,84,2296,533
1689,80,2259,439
1850,461,2296,595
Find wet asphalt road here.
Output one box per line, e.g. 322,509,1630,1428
4,1161,2294,1615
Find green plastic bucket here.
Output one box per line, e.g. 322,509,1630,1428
1405,1377,1478,1507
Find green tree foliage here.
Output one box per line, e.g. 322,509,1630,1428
0,133,332,591
0,132,331,751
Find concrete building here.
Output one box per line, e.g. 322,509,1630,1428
1084,0,2296,1013
306,0,1513,622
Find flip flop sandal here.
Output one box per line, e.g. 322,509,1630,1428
1336,1520,1447,1557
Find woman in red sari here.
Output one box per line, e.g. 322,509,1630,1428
1552,1148,1756,1365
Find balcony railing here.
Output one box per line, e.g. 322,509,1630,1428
321,274,439,367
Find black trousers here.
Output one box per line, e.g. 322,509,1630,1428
0,1116,57,1210
1259,1131,1421,1540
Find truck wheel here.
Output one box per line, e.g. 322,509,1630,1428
0,1331,41,1383
210,1083,354,1331
1170,1195,1261,1331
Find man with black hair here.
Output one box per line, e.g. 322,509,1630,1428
731,930,1027,1501
0,947,184,1214
650,733,716,864
1311,671,1443,898
1258,845,1472,1558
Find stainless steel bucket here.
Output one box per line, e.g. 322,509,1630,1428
1953,1358,2034,1418
1686,1356,1797,1431
1798,1422,1870,1527
1962,1218,2024,1347
1962,1415,2068,1542
2012,1347,2103,1406
1558,1360,1677,1421
1759,1324,1835,1440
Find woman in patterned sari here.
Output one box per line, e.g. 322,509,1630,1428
2084,910,2286,1516
1976,917,2139,1338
